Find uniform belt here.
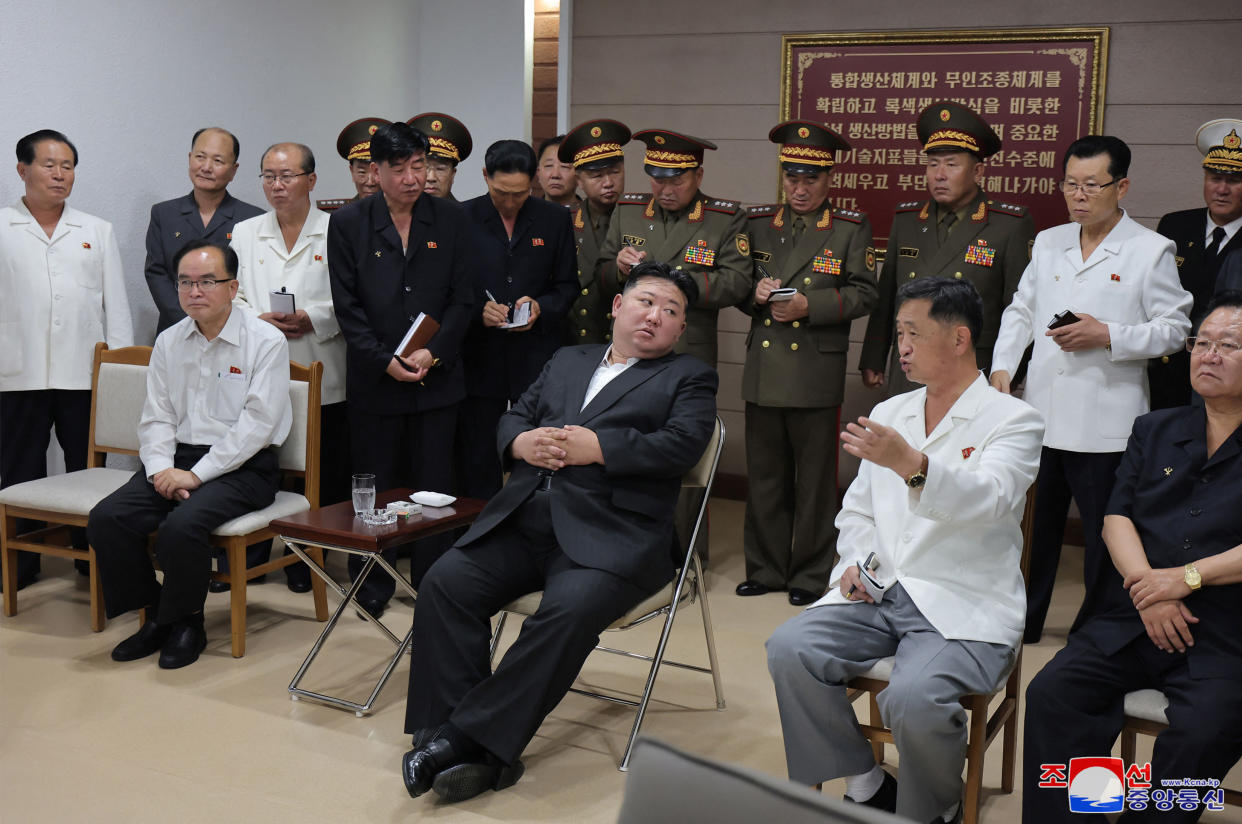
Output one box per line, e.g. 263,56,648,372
536,470,554,492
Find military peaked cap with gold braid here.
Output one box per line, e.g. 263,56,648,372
559,119,631,170
916,101,1001,160
1197,118,1242,176
407,112,473,165
336,117,391,162
768,120,851,174
632,129,717,179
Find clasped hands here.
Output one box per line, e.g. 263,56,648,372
151,467,201,501
512,425,603,471
259,309,313,339
387,348,434,382
1124,567,1198,654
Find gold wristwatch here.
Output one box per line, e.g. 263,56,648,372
905,453,929,489
1184,563,1202,591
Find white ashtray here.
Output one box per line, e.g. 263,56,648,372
386,501,423,517
410,491,456,507
359,508,398,526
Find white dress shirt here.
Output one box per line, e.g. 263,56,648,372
230,209,346,404
812,375,1045,648
0,201,133,391
992,211,1192,453
582,346,637,409
1206,213,1242,248
140,307,292,484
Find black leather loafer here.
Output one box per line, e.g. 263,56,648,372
285,568,312,593
432,758,525,802
402,737,464,799
357,597,387,620
788,588,819,606
735,580,772,597
111,620,171,662
157,622,207,669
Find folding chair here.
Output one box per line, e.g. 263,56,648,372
845,486,1037,824
1,343,151,631
489,416,727,770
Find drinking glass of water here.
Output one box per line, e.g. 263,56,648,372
352,473,376,515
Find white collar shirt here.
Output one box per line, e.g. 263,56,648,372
582,346,638,410
1205,212,1242,248
139,307,292,483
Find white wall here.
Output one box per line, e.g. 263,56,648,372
0,0,530,346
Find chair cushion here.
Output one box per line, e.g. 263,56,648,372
211,491,309,537
502,580,681,631
0,468,133,516
859,656,895,680
1123,689,1170,724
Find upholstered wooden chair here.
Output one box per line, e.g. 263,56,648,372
489,416,727,770
845,486,1037,824
1,343,151,631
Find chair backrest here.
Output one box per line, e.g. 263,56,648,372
88,343,154,466
682,416,725,492
274,359,323,507
1019,484,1038,584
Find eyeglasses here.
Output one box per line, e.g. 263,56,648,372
1186,337,1242,356
1059,179,1118,196
176,277,235,292
260,172,308,186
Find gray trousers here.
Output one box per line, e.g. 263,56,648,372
766,583,1015,822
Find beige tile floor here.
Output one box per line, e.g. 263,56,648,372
1,498,1238,823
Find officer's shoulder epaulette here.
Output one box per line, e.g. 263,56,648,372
831,207,866,223
894,200,923,213
619,192,653,205
986,199,1030,218
747,203,780,219
703,198,741,215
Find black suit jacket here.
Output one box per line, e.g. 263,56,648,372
1149,208,1242,407
456,345,718,592
1080,406,1242,679
1217,247,1242,293
144,191,263,333
460,194,577,400
327,192,476,414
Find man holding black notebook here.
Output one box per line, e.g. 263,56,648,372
327,122,477,615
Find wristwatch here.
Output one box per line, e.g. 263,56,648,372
905,453,929,489
1184,563,1202,591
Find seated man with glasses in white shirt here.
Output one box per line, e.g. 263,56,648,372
88,240,292,669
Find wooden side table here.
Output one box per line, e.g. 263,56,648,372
272,488,485,715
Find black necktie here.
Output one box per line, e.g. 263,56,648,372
1205,226,1226,264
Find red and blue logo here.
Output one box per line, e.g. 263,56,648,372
1068,757,1125,813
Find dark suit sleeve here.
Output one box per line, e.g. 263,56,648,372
534,208,578,322
597,362,718,480
859,220,901,372
427,208,477,364
1105,413,1149,520
143,204,181,322
327,209,391,378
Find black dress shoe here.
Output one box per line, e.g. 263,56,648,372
788,588,819,606
285,566,312,593
402,737,465,798
735,580,772,597
432,758,525,802
357,597,386,620
111,620,171,662
158,622,207,669
845,769,897,813
209,574,267,593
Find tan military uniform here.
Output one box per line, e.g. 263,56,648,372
859,189,1034,395
741,202,877,592
597,191,753,367
568,199,615,345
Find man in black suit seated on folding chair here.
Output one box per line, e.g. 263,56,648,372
400,261,717,803
87,240,292,669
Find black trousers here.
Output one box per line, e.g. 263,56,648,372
87,444,280,624
1023,632,1242,823
1025,447,1123,643
348,403,456,601
0,389,91,583
404,489,655,764
454,395,507,501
